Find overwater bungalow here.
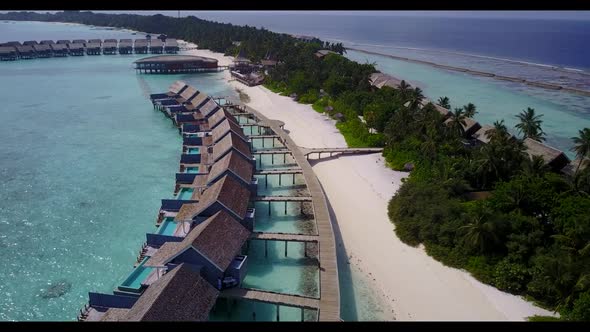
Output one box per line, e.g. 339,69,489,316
67,43,85,56
205,150,255,188
1,41,21,47
86,41,101,55
32,43,52,57
119,39,133,54
134,55,218,74
88,39,102,45
523,138,571,171
84,263,219,321
149,39,164,54
145,210,250,291
15,45,35,59
175,175,255,230
150,80,189,102
73,39,87,46
164,38,179,54
0,46,17,61
102,39,118,55
183,93,211,112
39,40,55,45
50,43,68,57
22,40,38,46
211,131,253,164
134,39,148,54
211,118,248,144
56,39,70,45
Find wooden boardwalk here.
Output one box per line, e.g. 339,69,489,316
254,196,312,202
249,134,281,139
300,147,383,159
220,288,319,310
251,149,291,155
251,232,318,243
255,168,302,175
241,106,341,321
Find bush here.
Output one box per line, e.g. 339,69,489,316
564,291,590,321
493,258,531,293
465,256,495,284
298,89,320,104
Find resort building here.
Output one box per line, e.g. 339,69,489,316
39,40,55,45
314,49,337,59
32,43,52,57
22,40,38,46
50,43,68,57
134,39,148,54
523,137,571,171
134,55,219,74
102,39,118,55
85,41,101,55
0,46,17,61
118,39,133,54
67,42,85,56
149,39,164,54
15,45,35,59
164,39,179,54
472,125,495,145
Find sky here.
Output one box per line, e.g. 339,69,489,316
2,11,590,21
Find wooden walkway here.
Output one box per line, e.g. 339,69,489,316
251,232,318,243
220,288,319,310
240,106,341,321
251,149,291,155
254,196,312,202
255,169,302,175
299,147,383,159
249,134,281,139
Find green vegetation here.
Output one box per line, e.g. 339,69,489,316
3,10,589,320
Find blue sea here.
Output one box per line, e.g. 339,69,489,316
190,11,590,157
1,12,589,321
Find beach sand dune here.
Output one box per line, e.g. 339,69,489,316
182,41,555,321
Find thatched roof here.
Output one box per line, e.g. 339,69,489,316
369,72,403,89
314,49,336,58
150,39,164,47
199,99,221,118
165,39,179,47
212,131,252,162
122,263,219,321
169,81,188,95
208,108,238,129
523,138,570,170
444,117,482,137
145,242,183,267
211,118,247,143
472,125,495,144
178,86,200,104
100,308,130,321
174,175,251,222
207,150,254,185
188,93,210,110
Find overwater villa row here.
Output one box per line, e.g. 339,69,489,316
77,81,340,321
369,72,585,174
0,38,179,60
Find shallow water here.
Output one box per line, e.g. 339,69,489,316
0,24,235,321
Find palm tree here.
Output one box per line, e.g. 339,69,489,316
459,205,499,253
437,96,450,109
397,80,411,101
463,103,478,118
520,155,549,178
487,120,509,142
515,107,545,142
448,108,467,138
571,128,590,176
407,87,424,110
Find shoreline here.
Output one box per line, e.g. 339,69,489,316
348,47,590,97
179,39,555,321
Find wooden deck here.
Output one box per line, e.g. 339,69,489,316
220,287,319,310
249,134,281,139
251,232,318,243
251,149,291,155
240,106,341,321
255,168,303,175
299,147,383,159
254,196,312,202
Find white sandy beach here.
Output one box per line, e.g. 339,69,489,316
180,40,555,321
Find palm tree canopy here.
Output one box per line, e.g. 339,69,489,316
437,96,450,109
463,103,477,118
571,128,590,161
515,107,545,142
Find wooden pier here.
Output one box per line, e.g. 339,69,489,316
238,106,341,321
251,232,318,243
255,196,312,202
255,168,302,175
299,147,383,159
220,288,319,321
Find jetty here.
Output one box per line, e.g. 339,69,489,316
299,147,383,159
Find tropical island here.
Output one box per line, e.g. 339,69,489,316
0,10,589,321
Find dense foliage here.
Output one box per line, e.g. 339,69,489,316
3,11,590,320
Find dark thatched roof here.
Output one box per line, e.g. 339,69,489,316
212,131,252,162
208,108,237,129
472,125,495,144
174,175,251,222
523,138,570,170
207,150,253,185
211,118,247,143
122,263,219,321
199,99,221,118
169,80,188,95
